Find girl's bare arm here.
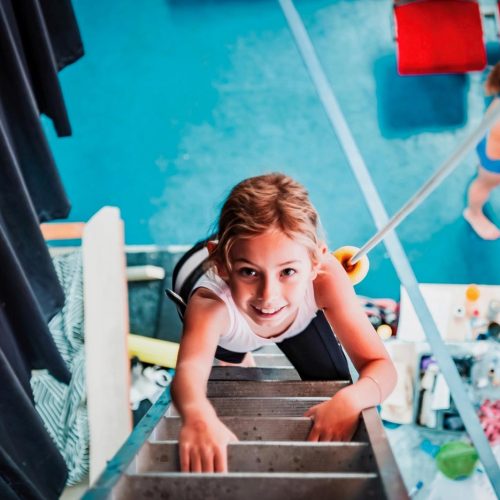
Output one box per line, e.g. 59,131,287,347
305,255,397,441
171,289,237,471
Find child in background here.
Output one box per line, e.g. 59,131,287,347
464,62,500,240
171,173,397,473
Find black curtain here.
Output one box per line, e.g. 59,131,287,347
0,0,83,498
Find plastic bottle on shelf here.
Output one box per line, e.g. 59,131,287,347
470,310,488,340
487,299,500,322
464,284,480,318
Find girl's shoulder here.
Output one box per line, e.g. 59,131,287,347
190,271,231,318
191,285,225,303
185,286,231,337
192,269,230,299
186,271,233,337
313,254,355,309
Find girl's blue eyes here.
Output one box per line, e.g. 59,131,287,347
237,268,296,278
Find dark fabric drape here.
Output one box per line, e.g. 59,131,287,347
10,0,84,137
0,0,84,497
0,0,77,223
0,224,71,386
38,0,84,71
0,107,67,321
0,348,68,500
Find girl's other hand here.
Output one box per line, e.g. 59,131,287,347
304,389,360,442
179,414,238,473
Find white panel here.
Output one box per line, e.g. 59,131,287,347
83,207,131,482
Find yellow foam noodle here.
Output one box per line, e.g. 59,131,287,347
128,334,179,368
332,245,370,285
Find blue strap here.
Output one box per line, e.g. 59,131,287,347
82,387,173,499
278,0,500,495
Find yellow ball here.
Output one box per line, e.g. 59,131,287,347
332,245,370,285
377,324,393,340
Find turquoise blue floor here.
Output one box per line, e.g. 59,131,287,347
44,0,500,299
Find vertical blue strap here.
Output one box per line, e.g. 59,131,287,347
277,0,500,495
82,387,172,499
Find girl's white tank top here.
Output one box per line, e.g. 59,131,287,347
192,270,319,352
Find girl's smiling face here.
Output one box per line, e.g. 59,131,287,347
218,229,319,336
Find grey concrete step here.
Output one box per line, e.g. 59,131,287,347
206,380,349,398
252,353,293,367
167,397,331,417
135,441,375,473
212,353,292,368
85,372,406,499
154,416,368,442
209,366,300,381
209,397,329,417
115,472,382,500
252,344,282,354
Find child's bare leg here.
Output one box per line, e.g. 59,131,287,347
463,167,500,240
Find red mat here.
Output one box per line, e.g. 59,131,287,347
394,0,486,75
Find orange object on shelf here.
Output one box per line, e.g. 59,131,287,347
465,284,481,317
465,284,480,302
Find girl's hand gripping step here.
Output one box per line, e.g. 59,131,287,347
179,413,238,473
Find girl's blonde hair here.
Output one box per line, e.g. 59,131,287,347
209,173,325,270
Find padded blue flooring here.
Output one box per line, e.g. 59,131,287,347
44,0,500,299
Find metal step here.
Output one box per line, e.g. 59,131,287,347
83,365,407,500
114,472,382,500
252,344,282,354
209,366,301,381
252,353,293,367
213,353,293,367
156,416,368,442
135,441,375,473
206,380,348,397
167,397,332,417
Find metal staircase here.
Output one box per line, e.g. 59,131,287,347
83,347,407,500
